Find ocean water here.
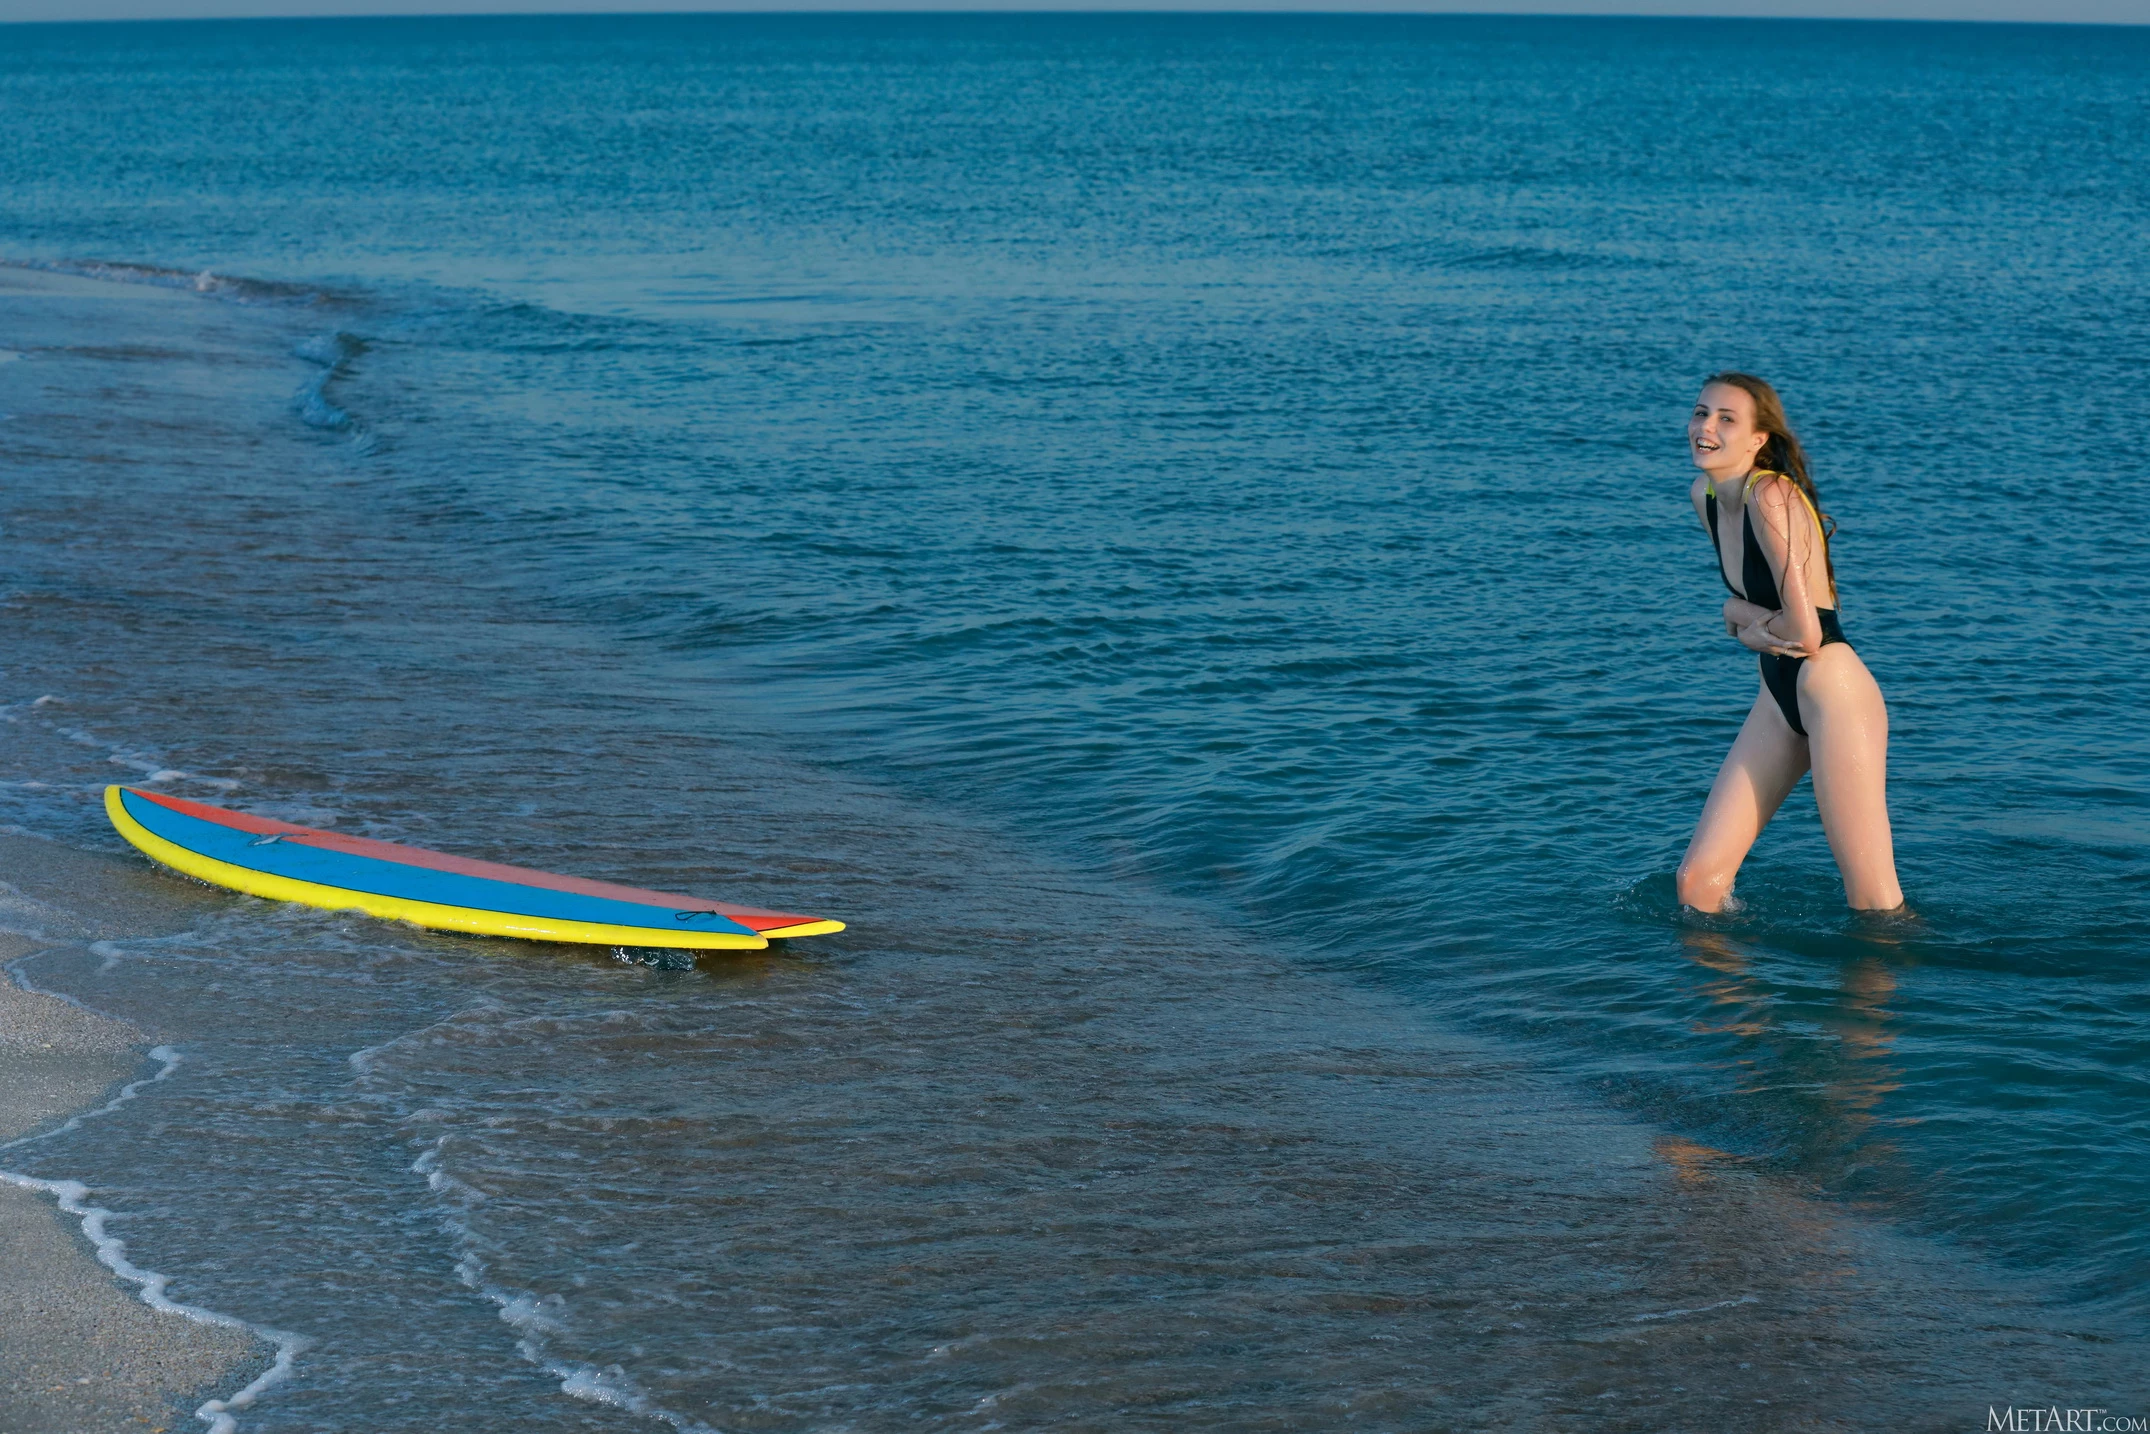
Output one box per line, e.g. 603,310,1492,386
1,13,2147,1428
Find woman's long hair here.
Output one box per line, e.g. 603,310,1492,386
1706,370,1838,600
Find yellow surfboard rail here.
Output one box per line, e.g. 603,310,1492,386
106,785,773,951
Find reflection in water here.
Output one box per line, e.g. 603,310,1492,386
1676,928,1905,1194
1655,1132,1738,1191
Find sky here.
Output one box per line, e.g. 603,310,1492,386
1,0,2145,22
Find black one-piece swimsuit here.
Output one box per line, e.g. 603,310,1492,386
1706,485,1847,739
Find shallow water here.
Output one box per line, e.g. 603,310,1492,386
0,13,2146,1427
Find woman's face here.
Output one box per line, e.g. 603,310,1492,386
1688,383,1769,477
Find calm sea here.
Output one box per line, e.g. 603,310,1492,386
1,13,2146,1428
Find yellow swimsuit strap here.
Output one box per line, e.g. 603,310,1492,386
1707,471,1827,539
1742,469,1828,536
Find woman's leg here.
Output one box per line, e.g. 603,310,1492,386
1797,649,1903,910
1676,690,1811,912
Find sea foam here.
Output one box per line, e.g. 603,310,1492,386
0,1043,310,1433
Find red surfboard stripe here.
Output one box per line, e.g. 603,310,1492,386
125,788,818,932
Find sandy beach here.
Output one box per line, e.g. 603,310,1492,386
0,832,265,1434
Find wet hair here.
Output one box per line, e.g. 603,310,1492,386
1703,371,1837,596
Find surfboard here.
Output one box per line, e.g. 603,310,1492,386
105,785,844,951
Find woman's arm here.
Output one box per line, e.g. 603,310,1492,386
1741,478,1825,658
1722,596,1772,639
1692,475,1806,649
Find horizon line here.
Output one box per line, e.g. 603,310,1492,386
5,5,2146,29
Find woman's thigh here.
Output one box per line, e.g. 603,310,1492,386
1798,648,1901,909
1679,690,1811,904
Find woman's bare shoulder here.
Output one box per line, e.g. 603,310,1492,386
1746,472,1800,523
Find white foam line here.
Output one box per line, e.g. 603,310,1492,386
0,1042,181,1156
0,955,309,1432
414,1142,723,1434
344,997,507,1078
1630,1293,1759,1322
0,1169,310,1433
6,946,119,1013
43,720,238,791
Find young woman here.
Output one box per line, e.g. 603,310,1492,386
1677,373,1903,913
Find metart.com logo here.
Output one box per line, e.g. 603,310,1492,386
1987,1409,2147,1433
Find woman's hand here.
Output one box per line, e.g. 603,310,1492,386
1737,614,1813,658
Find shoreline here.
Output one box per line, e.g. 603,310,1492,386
0,833,267,1434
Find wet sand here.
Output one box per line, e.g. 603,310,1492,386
0,835,263,1434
